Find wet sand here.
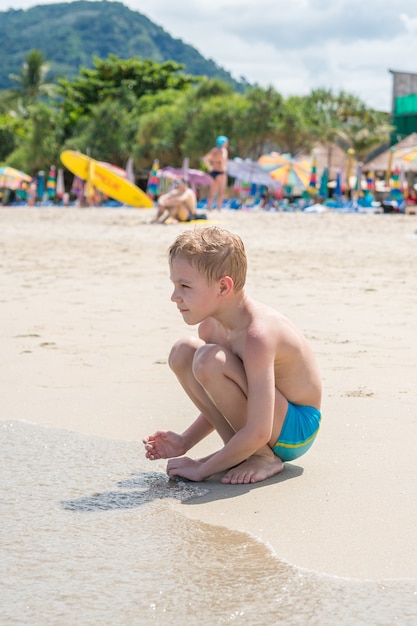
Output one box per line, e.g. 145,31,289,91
2,205,417,580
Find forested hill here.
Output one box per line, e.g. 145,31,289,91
0,1,243,89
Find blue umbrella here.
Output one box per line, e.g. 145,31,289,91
37,170,45,200
334,170,342,198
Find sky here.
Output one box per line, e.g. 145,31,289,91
4,0,417,112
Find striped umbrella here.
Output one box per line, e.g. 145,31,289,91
46,165,57,199
308,156,318,194
146,159,160,198
265,156,311,191
366,170,375,191
0,165,32,189
257,152,290,172
390,167,403,199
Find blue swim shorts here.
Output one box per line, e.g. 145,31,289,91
272,403,321,462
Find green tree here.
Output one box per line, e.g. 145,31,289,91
275,95,314,156
0,90,27,161
303,89,392,169
135,99,189,167
9,49,55,107
233,86,284,158
57,55,200,138
134,79,237,168
63,99,135,166
340,106,392,163
6,102,60,173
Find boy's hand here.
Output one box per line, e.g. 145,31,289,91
167,457,205,482
143,431,186,460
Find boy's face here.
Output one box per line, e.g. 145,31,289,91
170,256,220,325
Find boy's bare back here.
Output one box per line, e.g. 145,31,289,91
199,297,322,410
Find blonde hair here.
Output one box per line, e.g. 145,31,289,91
168,227,247,291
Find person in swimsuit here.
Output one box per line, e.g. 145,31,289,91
152,178,197,224
143,226,322,484
203,136,229,211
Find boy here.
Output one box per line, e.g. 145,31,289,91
143,227,322,484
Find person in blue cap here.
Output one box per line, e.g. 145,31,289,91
203,136,229,211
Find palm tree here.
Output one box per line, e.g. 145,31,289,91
9,49,55,107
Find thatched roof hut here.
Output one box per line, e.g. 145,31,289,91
364,133,417,174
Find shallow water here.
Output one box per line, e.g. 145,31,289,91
1,421,416,626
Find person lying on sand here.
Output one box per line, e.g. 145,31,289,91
143,226,322,485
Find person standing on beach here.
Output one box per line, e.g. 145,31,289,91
143,227,322,484
202,136,228,211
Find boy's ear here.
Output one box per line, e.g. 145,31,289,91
218,275,234,296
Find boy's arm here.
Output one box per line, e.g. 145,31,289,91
144,413,213,460
181,413,215,449
169,339,276,480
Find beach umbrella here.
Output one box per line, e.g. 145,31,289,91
37,170,45,200
56,168,65,199
353,162,363,196
319,167,329,197
228,158,281,187
71,176,85,202
0,165,32,189
146,159,160,198
162,166,212,189
258,152,290,172
333,170,342,198
46,165,57,199
308,155,318,193
390,167,404,199
366,169,375,191
263,155,311,191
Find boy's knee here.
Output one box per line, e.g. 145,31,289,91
168,337,200,373
192,344,224,383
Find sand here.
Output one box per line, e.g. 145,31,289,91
1,205,417,581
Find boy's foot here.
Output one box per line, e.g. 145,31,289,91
221,455,284,484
